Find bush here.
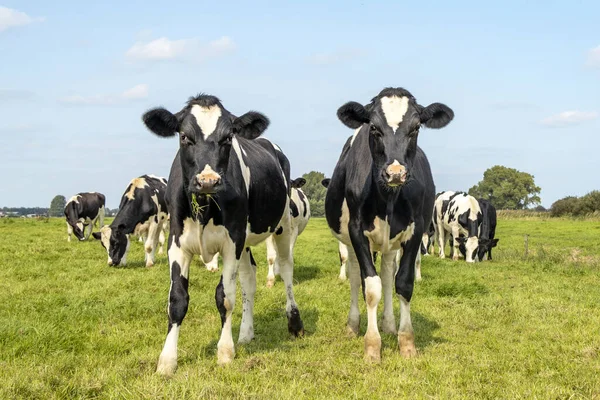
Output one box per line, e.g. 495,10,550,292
551,191,600,217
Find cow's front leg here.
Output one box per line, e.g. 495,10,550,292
67,222,72,242
451,228,461,261
395,234,421,359
238,248,257,344
144,220,161,267
265,235,277,287
273,220,304,337
346,249,360,336
381,251,397,335
84,223,93,240
156,241,192,376
216,246,241,365
415,251,422,282
348,219,381,363
437,227,446,259
158,229,165,255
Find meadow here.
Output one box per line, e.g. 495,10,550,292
1,216,599,399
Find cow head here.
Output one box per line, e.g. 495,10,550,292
476,238,499,261
94,225,130,266
64,202,85,240
337,87,453,191
142,95,269,200
456,236,480,263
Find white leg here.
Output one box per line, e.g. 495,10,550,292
157,242,192,376
67,222,72,242
238,249,256,344
451,228,460,261
265,235,277,287
437,228,446,259
338,242,348,280
144,220,161,267
216,246,239,365
158,229,165,255
346,248,360,336
364,275,382,363
398,295,417,358
415,251,422,282
381,251,397,334
98,206,105,230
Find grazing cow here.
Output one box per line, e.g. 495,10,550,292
325,87,454,362
64,192,105,241
142,94,304,374
433,191,482,262
476,198,499,260
322,178,349,280
266,177,311,287
92,175,168,267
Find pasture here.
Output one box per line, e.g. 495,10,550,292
1,217,599,399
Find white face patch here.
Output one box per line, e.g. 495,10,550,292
190,104,222,140
126,177,148,200
231,137,250,193
465,236,479,263
380,96,410,132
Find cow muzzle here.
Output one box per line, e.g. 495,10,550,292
195,165,221,194
384,161,408,187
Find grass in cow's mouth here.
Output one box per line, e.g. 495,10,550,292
191,193,221,218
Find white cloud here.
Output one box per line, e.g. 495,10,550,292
125,36,235,62
0,6,45,32
306,49,365,65
60,84,149,106
540,111,598,127
586,45,600,68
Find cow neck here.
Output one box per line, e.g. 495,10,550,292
110,203,144,234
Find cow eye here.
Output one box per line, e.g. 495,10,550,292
180,133,194,146
369,124,382,136
219,135,232,146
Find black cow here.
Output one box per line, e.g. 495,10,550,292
142,94,304,375
92,175,168,267
476,198,499,260
325,87,453,362
64,192,105,241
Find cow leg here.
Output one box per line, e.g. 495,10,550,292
338,242,348,280
346,248,360,336
238,248,257,344
156,241,192,376
395,233,421,359
216,245,241,365
67,222,72,242
158,229,165,255
98,206,105,230
83,224,92,240
273,220,304,337
144,219,161,267
204,252,219,272
451,228,461,261
348,219,381,363
437,227,446,259
265,235,277,287
381,251,397,335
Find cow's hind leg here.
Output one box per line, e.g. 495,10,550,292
338,242,348,280
156,242,192,376
273,220,304,337
238,248,257,344
395,233,420,359
346,249,360,336
216,246,241,365
67,222,72,242
144,219,161,267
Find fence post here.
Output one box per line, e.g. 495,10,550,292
524,234,529,257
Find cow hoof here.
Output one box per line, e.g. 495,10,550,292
156,356,177,377
217,347,235,365
287,307,304,337
266,278,275,288
146,261,154,268
206,265,219,272
364,333,381,363
338,274,347,281
238,330,254,344
398,332,417,358
415,275,422,282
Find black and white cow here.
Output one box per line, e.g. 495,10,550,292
64,192,105,241
266,177,311,287
433,191,482,263
322,178,350,280
325,87,453,362
420,221,435,255
476,198,499,260
142,94,304,374
92,175,168,267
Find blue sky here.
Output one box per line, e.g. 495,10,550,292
1,1,599,208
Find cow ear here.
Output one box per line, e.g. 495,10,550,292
291,178,306,188
233,112,270,140
420,103,454,129
337,101,370,129
142,108,179,137
92,232,102,240
321,178,331,188
491,238,499,247
117,223,126,231
455,237,467,244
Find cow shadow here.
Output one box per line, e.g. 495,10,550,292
199,306,320,358
291,265,319,283
379,311,444,351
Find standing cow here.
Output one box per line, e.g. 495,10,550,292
64,192,105,241
433,191,482,262
325,87,454,362
92,175,168,267
266,177,311,287
142,94,304,375
476,198,499,260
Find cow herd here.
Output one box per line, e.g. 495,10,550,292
63,87,499,374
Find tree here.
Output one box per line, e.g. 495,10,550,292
468,165,541,210
300,171,327,217
550,196,579,217
49,195,67,217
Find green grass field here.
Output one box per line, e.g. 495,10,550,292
1,217,599,399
